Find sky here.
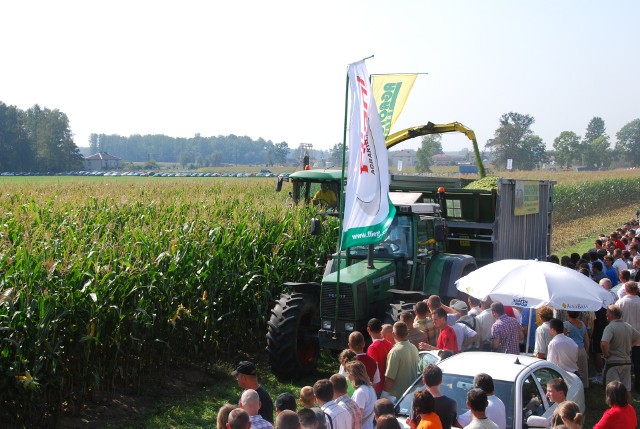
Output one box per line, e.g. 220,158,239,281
1,1,639,153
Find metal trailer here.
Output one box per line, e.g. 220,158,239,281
389,175,555,269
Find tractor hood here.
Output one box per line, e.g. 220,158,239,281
322,259,395,286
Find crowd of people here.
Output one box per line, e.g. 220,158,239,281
218,223,640,429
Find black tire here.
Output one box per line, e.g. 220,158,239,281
266,292,320,379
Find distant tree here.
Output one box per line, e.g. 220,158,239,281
553,131,581,168
178,151,192,168
615,119,640,166
89,133,98,154
0,102,32,171
22,105,82,172
273,142,290,165
485,112,546,170
583,116,607,144
330,142,345,164
576,117,611,168
415,134,443,173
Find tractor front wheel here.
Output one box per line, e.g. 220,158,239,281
266,292,320,379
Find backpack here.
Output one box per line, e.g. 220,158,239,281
457,314,477,331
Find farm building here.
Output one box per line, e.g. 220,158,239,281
84,152,122,171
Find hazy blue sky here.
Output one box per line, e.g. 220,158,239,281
1,1,638,152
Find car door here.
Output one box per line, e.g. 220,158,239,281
519,373,548,428
532,366,564,423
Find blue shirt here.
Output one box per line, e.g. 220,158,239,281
605,267,619,286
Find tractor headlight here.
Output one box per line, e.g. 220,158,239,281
322,320,332,330
345,322,355,332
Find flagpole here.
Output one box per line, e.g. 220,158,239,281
336,69,349,297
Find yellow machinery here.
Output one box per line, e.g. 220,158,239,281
385,121,486,178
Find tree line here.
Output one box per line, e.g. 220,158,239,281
3,100,640,173
415,113,640,172
0,102,83,172
90,133,292,167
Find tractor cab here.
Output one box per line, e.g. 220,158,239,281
344,193,447,291
276,169,344,209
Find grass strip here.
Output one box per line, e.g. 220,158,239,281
552,205,638,255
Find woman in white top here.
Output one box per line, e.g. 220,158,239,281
345,360,377,429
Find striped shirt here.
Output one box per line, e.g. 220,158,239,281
336,394,362,429
322,400,353,429
249,414,274,429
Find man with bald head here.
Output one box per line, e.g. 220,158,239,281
241,389,274,429
599,278,618,304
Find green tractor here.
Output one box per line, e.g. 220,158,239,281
266,173,477,379
266,121,491,379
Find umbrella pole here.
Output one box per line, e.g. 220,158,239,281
526,308,533,354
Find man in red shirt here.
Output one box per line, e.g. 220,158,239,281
434,307,459,353
348,331,381,386
366,318,393,394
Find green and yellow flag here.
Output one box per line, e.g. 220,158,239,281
372,74,417,137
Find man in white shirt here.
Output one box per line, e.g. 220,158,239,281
533,306,554,359
612,249,628,276
451,301,478,351
313,379,352,429
474,299,496,351
457,373,506,429
547,318,579,374
617,281,640,393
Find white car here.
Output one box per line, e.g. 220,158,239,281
395,352,585,429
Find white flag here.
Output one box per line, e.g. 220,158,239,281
342,61,395,248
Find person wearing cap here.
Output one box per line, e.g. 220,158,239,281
233,361,274,423
452,301,478,352
276,392,298,414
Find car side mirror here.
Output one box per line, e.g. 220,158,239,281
526,415,549,428
435,225,447,242
310,218,321,235
276,176,283,192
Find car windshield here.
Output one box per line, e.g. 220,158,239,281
349,215,413,258
396,374,515,429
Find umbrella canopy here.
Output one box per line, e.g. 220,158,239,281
455,259,616,311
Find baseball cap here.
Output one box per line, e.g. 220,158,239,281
231,360,256,376
452,301,468,311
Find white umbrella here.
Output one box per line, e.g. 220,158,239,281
456,259,616,354
455,259,615,311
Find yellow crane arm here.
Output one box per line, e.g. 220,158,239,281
385,121,486,178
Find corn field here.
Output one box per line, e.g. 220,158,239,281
553,177,640,223
0,177,338,426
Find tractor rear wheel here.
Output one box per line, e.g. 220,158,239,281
266,292,320,379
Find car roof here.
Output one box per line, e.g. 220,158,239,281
438,352,543,382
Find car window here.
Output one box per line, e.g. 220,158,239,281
417,352,439,374
533,367,562,407
396,374,515,429
522,375,546,426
